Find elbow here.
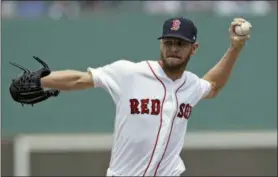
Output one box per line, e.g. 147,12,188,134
73,74,94,90
210,88,220,98
204,82,222,99
212,82,221,95
73,79,86,90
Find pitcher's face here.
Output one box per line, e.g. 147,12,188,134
160,38,198,72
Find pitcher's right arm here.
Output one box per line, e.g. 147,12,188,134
41,70,94,91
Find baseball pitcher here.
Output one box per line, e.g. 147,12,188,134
9,17,251,176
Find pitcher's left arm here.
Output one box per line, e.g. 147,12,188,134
202,18,252,99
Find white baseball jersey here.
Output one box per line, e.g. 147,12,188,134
87,60,211,176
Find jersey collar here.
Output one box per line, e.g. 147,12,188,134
147,60,187,87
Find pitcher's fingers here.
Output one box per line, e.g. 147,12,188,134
231,21,242,26
246,21,252,28
233,18,246,22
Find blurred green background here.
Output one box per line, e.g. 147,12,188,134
2,1,277,137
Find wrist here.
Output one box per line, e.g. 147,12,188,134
226,45,243,60
229,43,244,52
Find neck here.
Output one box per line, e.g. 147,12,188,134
158,60,184,81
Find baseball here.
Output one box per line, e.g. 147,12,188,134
234,21,251,36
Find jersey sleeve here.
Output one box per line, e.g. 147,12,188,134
198,78,211,99
190,74,212,107
87,60,135,104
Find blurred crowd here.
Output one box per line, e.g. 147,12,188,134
144,1,276,16
2,1,277,20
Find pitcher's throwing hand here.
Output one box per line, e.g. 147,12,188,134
229,18,252,48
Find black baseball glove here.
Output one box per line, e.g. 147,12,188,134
9,56,60,106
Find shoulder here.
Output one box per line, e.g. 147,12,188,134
114,59,150,71
109,59,136,68
95,59,137,73
100,59,152,78
185,70,212,94
184,70,211,88
111,59,147,68
184,71,201,84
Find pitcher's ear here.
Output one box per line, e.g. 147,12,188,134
191,42,199,56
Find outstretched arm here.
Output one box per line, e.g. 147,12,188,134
41,70,94,91
202,18,252,99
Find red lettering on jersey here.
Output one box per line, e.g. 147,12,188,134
129,98,161,115
141,99,150,114
130,99,140,114
177,103,185,118
151,99,161,115
184,104,192,119
177,103,192,119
